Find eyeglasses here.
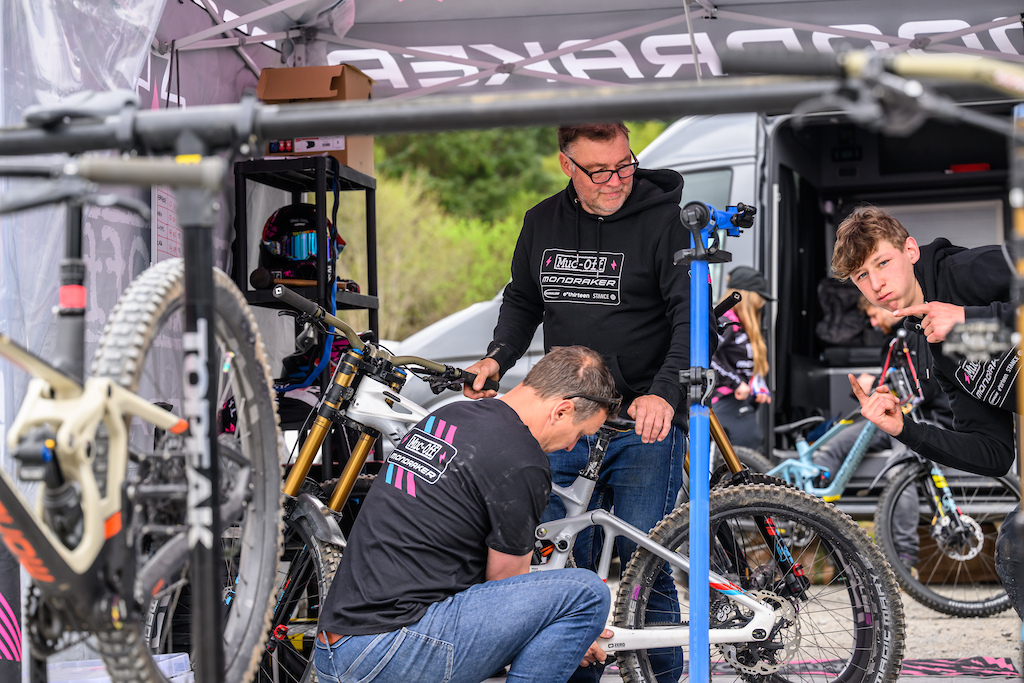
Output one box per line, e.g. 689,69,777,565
564,393,622,415
563,151,639,184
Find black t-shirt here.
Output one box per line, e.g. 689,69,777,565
318,399,551,635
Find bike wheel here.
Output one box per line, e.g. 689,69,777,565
874,463,1019,617
92,258,284,683
615,483,905,683
258,517,342,683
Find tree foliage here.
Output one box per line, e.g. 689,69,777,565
333,174,519,341
375,127,564,222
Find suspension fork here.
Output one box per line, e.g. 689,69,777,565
283,347,383,515
708,409,810,597
917,461,963,525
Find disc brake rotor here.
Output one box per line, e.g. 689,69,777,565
718,590,800,676
932,514,984,561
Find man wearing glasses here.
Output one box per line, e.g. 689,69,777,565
466,122,706,682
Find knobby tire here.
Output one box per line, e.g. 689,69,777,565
614,483,905,683
874,464,1019,618
91,259,284,683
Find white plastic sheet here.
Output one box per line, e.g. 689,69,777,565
0,1,165,446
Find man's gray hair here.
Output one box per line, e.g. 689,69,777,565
523,346,618,421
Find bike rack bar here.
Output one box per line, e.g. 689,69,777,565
0,78,833,157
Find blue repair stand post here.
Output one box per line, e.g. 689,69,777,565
675,201,755,680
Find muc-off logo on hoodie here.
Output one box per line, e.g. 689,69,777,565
956,349,1021,412
540,249,625,305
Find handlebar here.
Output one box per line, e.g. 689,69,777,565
272,284,500,393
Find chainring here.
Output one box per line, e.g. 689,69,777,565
718,590,800,676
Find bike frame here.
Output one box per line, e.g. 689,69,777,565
533,428,779,653
302,369,787,656
769,412,881,501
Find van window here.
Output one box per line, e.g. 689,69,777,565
679,169,732,209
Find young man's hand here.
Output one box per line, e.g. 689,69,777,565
462,358,500,399
849,374,904,436
580,630,614,667
627,394,673,443
894,301,965,343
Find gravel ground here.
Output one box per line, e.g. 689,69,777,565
899,589,1022,663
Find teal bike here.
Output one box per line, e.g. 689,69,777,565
765,332,1020,617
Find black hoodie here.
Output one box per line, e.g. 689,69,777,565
487,168,715,423
895,238,1015,476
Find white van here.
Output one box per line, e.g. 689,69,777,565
397,104,1014,459
642,107,1012,417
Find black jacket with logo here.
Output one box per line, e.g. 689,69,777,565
487,169,717,424
896,238,1015,476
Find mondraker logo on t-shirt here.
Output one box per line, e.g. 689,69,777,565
540,249,624,305
385,415,459,497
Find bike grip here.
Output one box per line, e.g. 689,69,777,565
714,291,742,319
719,48,845,77
463,371,500,393
75,157,226,192
272,285,321,318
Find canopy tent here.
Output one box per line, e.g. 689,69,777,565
163,0,1024,101
0,3,1022,676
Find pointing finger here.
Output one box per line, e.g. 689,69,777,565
893,303,931,318
848,373,869,404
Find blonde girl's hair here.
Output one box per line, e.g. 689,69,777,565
720,287,769,377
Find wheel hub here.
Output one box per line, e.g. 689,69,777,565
931,514,984,561
718,590,799,675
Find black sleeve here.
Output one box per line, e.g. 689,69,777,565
646,217,694,410
488,218,544,377
959,247,1014,327
482,464,550,556
893,369,1015,477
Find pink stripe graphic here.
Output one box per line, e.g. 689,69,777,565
406,473,416,497
444,424,457,444
0,625,14,662
0,593,20,661
394,467,404,489
434,419,447,438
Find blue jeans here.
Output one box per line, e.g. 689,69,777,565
543,427,685,683
313,569,610,683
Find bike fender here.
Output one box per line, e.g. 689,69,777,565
289,493,347,548
868,450,919,491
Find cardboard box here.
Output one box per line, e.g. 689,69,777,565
257,65,374,177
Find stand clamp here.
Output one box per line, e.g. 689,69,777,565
680,367,717,405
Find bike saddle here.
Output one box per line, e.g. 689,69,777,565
772,415,825,435
603,416,635,432
24,90,139,128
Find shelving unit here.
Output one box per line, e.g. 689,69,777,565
233,156,378,480
232,155,378,336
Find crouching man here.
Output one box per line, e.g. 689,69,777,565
314,345,618,683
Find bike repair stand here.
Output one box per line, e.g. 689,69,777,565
676,201,754,681
176,132,224,683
